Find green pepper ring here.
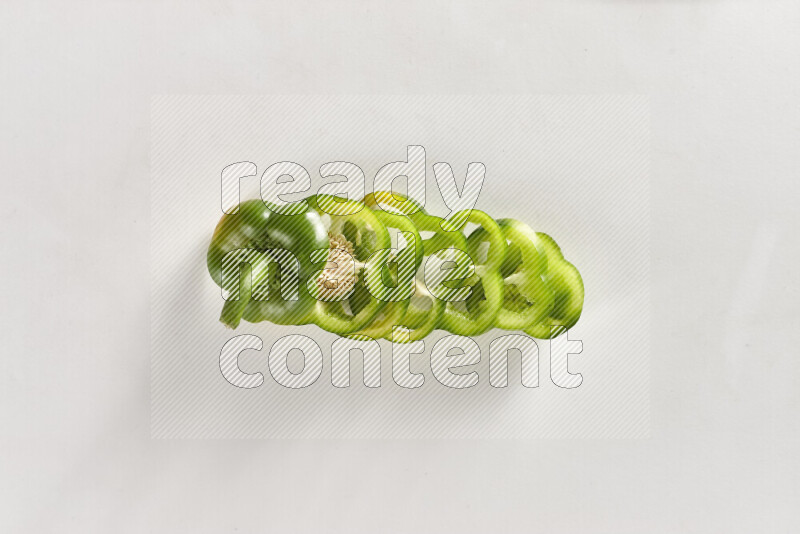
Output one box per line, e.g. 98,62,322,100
305,194,392,335
524,233,584,339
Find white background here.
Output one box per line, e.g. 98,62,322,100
1,1,798,532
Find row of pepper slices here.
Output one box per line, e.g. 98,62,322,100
207,192,584,342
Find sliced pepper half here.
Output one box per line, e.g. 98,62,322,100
207,198,328,328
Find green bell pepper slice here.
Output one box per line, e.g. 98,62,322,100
491,219,555,331
436,209,507,336
305,194,392,335
348,206,423,340
524,232,584,339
